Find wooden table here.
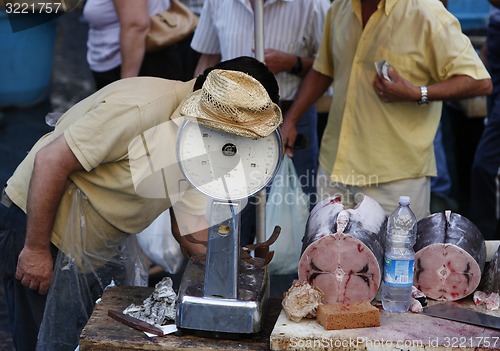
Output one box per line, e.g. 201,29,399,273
80,286,281,351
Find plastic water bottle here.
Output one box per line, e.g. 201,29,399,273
381,196,417,312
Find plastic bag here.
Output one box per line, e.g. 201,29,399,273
265,155,310,275
37,185,148,351
137,210,184,274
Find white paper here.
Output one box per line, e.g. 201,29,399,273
144,324,178,337
374,60,392,81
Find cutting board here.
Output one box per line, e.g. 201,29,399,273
270,299,500,351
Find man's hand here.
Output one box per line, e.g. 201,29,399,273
373,66,420,103
264,49,293,75
280,117,298,158
374,66,492,103
15,246,53,295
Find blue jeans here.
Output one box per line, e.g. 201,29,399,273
470,22,500,240
0,198,129,350
0,201,57,351
431,120,452,197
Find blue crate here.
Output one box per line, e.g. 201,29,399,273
0,11,57,108
447,0,491,31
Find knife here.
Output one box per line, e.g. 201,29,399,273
108,310,165,336
422,303,500,330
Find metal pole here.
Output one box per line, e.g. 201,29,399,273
254,0,266,244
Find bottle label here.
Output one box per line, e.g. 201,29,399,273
383,258,414,287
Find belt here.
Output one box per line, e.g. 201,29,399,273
1,187,12,208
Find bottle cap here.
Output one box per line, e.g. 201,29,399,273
399,195,410,206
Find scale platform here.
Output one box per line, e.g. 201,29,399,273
177,258,269,334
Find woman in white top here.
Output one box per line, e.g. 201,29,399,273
84,0,185,89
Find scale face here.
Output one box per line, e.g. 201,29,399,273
176,120,282,200
175,119,282,335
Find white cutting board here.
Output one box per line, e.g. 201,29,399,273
270,300,499,351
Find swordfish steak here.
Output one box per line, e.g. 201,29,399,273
298,195,386,304
414,211,486,301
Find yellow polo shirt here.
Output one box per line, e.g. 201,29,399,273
6,77,206,261
314,0,490,186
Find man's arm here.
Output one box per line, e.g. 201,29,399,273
280,69,333,157
373,67,492,103
193,53,222,78
15,135,83,295
263,49,314,78
169,207,208,257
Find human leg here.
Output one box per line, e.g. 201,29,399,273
287,105,318,208
470,92,500,240
0,200,55,351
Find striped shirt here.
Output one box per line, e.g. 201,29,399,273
191,0,329,100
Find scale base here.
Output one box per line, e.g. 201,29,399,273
176,259,269,334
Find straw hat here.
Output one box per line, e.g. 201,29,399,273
179,69,282,138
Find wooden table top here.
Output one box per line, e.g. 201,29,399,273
80,286,281,351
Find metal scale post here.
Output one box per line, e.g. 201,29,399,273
175,120,281,334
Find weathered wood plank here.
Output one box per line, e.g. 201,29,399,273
80,286,280,351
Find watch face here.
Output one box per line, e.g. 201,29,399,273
177,120,282,200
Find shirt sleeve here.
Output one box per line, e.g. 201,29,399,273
64,99,142,171
313,5,335,78
190,0,221,54
426,6,490,82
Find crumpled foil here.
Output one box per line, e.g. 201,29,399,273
123,277,177,325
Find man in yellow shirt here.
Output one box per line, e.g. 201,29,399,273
0,56,281,350
281,0,492,219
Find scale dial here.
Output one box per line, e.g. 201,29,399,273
177,120,282,200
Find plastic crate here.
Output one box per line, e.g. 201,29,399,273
0,11,57,108
447,0,491,31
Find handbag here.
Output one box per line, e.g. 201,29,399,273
145,0,198,53
265,155,310,275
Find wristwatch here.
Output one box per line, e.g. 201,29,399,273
418,86,429,105
289,56,303,75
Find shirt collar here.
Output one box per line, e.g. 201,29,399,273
383,0,398,15
352,0,398,17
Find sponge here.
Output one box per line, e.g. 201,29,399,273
317,302,380,330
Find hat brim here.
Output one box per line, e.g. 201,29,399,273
179,90,282,139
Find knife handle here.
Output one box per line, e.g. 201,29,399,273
108,310,164,336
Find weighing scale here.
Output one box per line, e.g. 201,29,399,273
175,120,282,334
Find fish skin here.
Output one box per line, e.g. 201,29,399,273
415,211,486,272
480,246,500,294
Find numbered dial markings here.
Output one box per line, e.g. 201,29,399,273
177,121,281,200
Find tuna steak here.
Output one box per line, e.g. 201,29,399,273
414,210,486,301
298,195,386,304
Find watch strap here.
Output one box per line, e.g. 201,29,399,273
418,86,429,105
289,56,303,75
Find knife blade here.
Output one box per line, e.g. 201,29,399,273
108,310,165,336
422,303,500,330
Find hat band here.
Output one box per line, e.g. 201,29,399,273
199,101,278,127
